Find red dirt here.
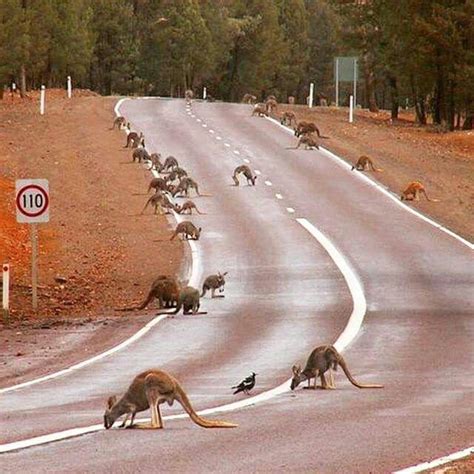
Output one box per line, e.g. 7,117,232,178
282,104,474,241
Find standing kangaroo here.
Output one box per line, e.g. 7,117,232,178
280,111,297,126
125,132,144,148
295,134,320,150
294,121,329,139
170,221,201,240
141,191,168,215
148,177,169,193
133,148,150,163
252,104,268,117
352,155,383,172
162,156,179,171
148,152,163,171
233,165,257,186
171,177,201,197
291,345,384,391
400,181,439,202
176,200,203,215
103,369,237,430
112,116,126,129
201,272,227,298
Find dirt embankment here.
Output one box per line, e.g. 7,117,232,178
0,90,184,383
281,104,474,242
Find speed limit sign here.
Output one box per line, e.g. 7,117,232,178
16,179,50,223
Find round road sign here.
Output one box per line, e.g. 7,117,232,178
16,184,50,218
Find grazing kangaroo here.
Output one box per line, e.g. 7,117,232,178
352,155,383,172
170,221,201,241
162,156,179,172
103,369,237,430
116,275,180,311
294,121,329,139
149,152,163,171
233,165,257,186
400,181,439,202
252,104,268,117
295,134,320,150
133,148,150,163
171,286,203,315
201,272,228,298
148,177,169,193
125,131,144,148
176,200,203,215
242,93,257,104
185,89,194,104
291,345,384,391
171,177,200,197
265,98,278,114
142,191,167,215
280,111,297,126
112,116,126,129
165,167,188,184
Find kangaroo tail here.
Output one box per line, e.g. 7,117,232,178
115,289,154,311
176,385,237,428
320,135,330,139
339,357,384,389
200,286,207,297
422,190,439,202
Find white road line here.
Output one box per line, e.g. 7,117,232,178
224,143,231,147
286,207,295,214
233,150,240,155
209,129,215,134
216,136,222,140
275,194,283,200
243,158,250,164
0,215,368,452
254,170,261,175
393,446,474,474
265,180,272,186
191,114,195,118
265,116,473,250
202,124,207,128
196,118,202,122
0,99,201,396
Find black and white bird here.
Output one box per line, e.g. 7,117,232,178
232,372,257,395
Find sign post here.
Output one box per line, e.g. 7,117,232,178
40,85,45,115
67,76,72,99
309,82,314,108
2,264,9,324
15,179,50,311
349,95,354,123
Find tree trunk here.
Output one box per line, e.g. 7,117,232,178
388,74,399,120
362,52,378,112
462,114,473,130
20,65,27,98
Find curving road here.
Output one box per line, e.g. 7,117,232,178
1,98,472,473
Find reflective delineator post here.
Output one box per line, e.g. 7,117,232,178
203,87,207,100
40,85,45,115
2,263,9,324
349,95,354,123
309,82,314,108
67,76,72,99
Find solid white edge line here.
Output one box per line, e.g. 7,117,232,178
243,158,250,164
265,116,473,250
265,181,272,186
275,194,283,200
254,170,261,175
0,98,199,396
0,100,368,454
286,207,295,213
393,446,474,474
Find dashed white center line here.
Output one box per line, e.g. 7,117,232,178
191,114,195,118
275,193,283,200
265,180,272,186
243,158,250,164
286,207,295,214
209,129,215,134
224,143,231,147
216,136,222,140
254,170,261,175
233,150,240,155
196,118,202,122
202,124,207,128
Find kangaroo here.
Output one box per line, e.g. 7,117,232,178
265,98,278,114
125,132,144,148
352,155,383,172
149,152,163,171
165,167,188,184
142,191,167,215
133,148,150,163
252,104,268,117
176,200,203,215
103,369,237,430
295,134,320,150
162,156,179,172
266,94,277,101
171,286,203,315
148,177,169,194
112,116,126,129
400,181,439,202
294,121,329,139
171,177,200,197
116,275,180,311
170,221,201,240
185,89,194,104
201,272,228,298
233,165,257,186
280,111,297,126
290,345,384,391
242,93,257,104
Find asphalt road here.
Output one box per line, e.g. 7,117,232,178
1,99,472,473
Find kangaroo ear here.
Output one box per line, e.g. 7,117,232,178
292,365,300,375
223,272,228,276
198,227,202,232
107,395,117,409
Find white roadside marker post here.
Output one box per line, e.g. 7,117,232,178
2,264,9,324
349,94,354,123
309,82,314,108
67,76,72,99
40,85,45,115
203,87,207,100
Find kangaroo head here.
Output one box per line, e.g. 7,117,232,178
290,364,306,390
195,227,202,239
104,395,118,429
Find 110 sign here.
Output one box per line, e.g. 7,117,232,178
16,179,50,223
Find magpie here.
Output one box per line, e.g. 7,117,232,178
232,372,257,395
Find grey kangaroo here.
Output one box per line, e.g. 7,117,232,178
201,272,228,298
